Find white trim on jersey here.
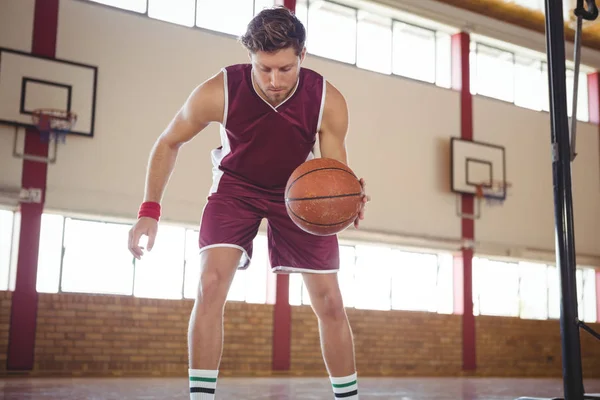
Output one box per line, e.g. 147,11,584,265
316,77,327,133
208,68,231,195
250,69,300,112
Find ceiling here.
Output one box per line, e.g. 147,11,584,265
433,0,600,51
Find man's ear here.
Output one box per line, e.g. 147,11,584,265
300,47,306,63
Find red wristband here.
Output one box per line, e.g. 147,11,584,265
138,201,161,221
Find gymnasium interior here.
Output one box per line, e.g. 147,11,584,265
0,0,599,399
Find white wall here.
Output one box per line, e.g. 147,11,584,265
474,96,600,257
1,0,599,259
0,0,34,196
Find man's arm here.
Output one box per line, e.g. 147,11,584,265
318,80,369,228
143,71,225,203
318,81,349,165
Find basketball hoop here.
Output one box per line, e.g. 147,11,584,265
31,108,77,144
475,180,511,206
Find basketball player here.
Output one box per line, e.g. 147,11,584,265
128,6,368,400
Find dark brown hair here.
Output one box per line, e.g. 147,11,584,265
240,6,306,55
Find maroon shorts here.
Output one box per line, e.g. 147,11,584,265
198,192,340,273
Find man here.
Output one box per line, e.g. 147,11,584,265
128,6,368,400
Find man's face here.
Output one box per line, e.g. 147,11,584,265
250,47,306,106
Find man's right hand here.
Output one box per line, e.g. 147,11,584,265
128,217,158,260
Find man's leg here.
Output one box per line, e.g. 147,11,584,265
188,247,241,399
303,273,359,399
189,192,265,399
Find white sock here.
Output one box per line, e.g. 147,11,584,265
330,372,358,399
189,369,218,400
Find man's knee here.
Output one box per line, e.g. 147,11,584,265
194,247,241,316
312,290,347,322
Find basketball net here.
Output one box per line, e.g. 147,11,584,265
475,181,510,206
31,109,77,144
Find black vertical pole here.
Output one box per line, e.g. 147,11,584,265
543,0,585,399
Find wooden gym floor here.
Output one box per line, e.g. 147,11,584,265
1,376,599,399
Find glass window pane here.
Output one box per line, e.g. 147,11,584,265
61,218,134,295
566,69,590,122
255,0,274,15
514,55,543,111
227,234,269,303
36,214,64,294
356,11,392,75
581,268,597,323
133,224,185,299
183,229,200,299
0,210,14,291
518,262,549,320
307,1,357,64
288,272,303,305
89,0,147,13
337,245,356,308
393,22,436,83
435,32,452,88
391,250,438,312
474,43,514,102
473,257,520,317
353,245,391,310
197,0,254,37
436,253,454,314
148,0,195,27
295,0,308,34
541,62,550,112
547,266,560,319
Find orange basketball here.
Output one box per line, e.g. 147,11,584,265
284,158,363,236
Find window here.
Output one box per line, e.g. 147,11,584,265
353,245,392,310
183,229,201,299
393,21,436,83
518,261,550,320
89,0,147,13
227,234,270,303
514,55,544,111
566,68,589,122
36,214,65,293
0,210,15,291
435,32,452,88
473,257,520,317
61,218,134,296
196,0,255,36
391,250,439,312
306,1,357,64
472,43,515,103
254,0,275,15
356,11,392,75
579,267,597,323
133,224,185,299
149,0,196,27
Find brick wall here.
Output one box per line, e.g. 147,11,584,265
0,291,11,372
476,316,600,378
290,306,463,376
0,291,598,378
32,293,273,377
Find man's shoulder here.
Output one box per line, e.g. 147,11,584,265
222,63,251,74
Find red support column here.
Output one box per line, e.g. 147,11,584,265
6,0,58,371
451,31,476,372
271,0,296,373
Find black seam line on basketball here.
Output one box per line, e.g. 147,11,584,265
288,209,357,227
286,167,358,196
190,387,216,394
335,390,358,398
286,192,362,201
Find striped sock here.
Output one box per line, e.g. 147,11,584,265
330,372,358,399
189,369,218,400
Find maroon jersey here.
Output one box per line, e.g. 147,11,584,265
209,63,326,200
